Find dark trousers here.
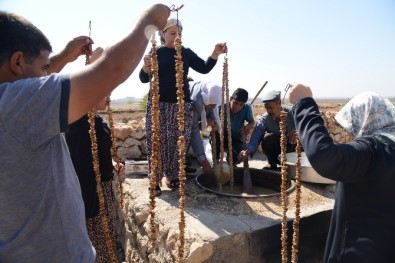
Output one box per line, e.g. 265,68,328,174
261,133,296,168
213,131,244,165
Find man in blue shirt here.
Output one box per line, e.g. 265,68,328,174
239,90,297,170
215,88,255,164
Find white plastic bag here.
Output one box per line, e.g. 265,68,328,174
203,138,213,166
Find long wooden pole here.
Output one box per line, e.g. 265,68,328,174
250,81,268,105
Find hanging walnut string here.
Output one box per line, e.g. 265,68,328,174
279,111,289,263
106,95,124,209
280,110,303,263
174,34,187,263
211,130,217,167
87,111,118,263
223,55,234,188
291,134,302,263
82,20,92,65
83,22,117,262
147,33,160,248
219,66,226,177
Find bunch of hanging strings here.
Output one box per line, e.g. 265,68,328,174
84,20,118,263
279,84,302,263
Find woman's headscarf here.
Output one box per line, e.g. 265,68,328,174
335,91,395,145
200,82,221,130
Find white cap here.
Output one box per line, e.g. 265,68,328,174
163,18,182,32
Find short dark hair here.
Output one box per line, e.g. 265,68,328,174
232,88,248,103
0,11,52,65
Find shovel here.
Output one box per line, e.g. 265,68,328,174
241,129,253,194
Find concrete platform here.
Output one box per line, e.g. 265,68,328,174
117,152,335,262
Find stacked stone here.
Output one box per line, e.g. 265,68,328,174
112,120,147,161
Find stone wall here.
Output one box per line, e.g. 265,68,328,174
113,119,147,161
112,111,351,162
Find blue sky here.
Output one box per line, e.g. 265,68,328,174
1,0,394,100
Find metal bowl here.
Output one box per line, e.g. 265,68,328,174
286,152,335,184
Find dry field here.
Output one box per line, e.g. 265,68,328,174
102,98,347,123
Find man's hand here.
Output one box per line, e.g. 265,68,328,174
288,129,297,144
142,55,152,73
201,159,213,176
288,83,313,104
211,43,227,60
113,162,125,176
238,149,250,163
64,36,94,63
48,36,93,74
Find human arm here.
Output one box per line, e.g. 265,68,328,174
48,36,93,74
290,84,374,182
245,116,266,156
285,109,297,144
206,108,219,132
243,119,255,137
187,49,217,74
190,105,214,176
243,104,255,136
67,4,170,124
113,161,125,175
210,43,227,60
139,54,152,83
190,102,208,162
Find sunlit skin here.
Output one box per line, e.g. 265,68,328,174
163,25,182,48
204,104,219,132
142,25,227,73
264,100,282,119
238,98,296,160
229,97,245,114
228,96,255,136
17,50,50,79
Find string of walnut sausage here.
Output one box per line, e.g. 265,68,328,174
85,43,118,262
147,32,161,248
174,35,187,263
223,56,234,188
105,95,124,209
291,134,302,263
279,111,289,263
279,110,302,263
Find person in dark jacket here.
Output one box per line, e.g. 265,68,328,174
289,83,395,263
65,48,124,263
139,18,227,194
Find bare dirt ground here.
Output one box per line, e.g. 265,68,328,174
103,99,347,124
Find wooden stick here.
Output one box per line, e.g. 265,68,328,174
241,129,253,194
250,81,268,106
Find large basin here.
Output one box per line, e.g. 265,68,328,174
196,167,295,198
286,152,336,184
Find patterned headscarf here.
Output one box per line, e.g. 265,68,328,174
335,92,395,145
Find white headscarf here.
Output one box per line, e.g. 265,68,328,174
335,92,395,145
200,82,222,130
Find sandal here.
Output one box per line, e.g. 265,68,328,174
148,185,162,197
166,178,180,189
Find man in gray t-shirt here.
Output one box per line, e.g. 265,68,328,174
0,75,95,262
0,6,170,262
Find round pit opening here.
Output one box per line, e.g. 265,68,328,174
196,167,295,198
